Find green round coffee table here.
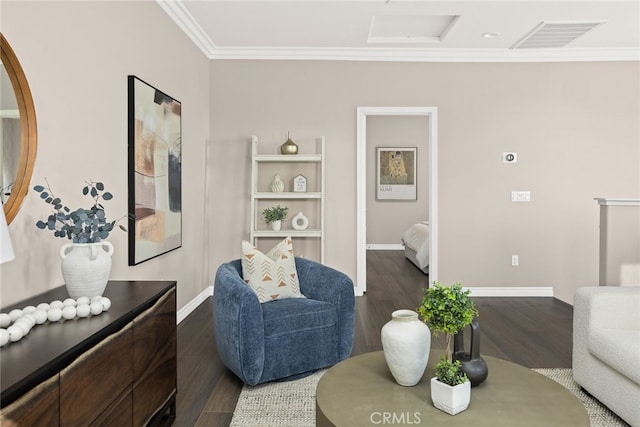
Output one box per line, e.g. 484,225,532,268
316,351,589,426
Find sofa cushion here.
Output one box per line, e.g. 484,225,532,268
261,298,337,338
242,237,304,303
589,327,640,385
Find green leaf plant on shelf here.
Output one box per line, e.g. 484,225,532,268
417,282,478,415
262,205,289,231
33,179,127,243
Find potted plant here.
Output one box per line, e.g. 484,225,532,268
417,282,477,415
262,205,288,230
33,179,127,298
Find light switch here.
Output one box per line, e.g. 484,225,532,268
511,191,531,202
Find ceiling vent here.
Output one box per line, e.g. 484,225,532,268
368,15,459,44
512,21,605,49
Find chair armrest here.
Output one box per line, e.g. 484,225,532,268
295,257,356,359
213,260,265,385
576,286,640,331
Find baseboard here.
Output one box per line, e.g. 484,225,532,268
175,285,553,323
177,285,213,324
463,287,554,297
366,244,404,250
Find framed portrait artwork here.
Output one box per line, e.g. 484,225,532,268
127,75,182,265
376,147,417,200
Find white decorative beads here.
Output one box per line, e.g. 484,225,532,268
47,307,62,322
0,328,8,346
0,313,11,328
90,302,103,316
33,309,48,325
50,300,64,309
7,326,23,342
76,304,91,318
0,296,113,347
9,309,23,322
23,305,37,314
62,306,77,320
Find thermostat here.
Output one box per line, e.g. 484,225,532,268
503,152,517,163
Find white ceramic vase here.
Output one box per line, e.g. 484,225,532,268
60,242,114,298
381,309,431,386
430,377,471,415
291,212,309,230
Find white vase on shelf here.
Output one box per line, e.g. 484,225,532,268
381,309,431,386
291,212,309,230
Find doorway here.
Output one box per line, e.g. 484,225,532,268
356,107,438,295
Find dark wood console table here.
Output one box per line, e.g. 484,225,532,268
0,280,177,426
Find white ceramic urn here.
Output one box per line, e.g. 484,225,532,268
381,309,431,386
60,242,114,298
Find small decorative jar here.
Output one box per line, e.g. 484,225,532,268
381,309,431,386
271,174,284,192
280,132,298,155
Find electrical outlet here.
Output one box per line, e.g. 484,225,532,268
512,255,519,266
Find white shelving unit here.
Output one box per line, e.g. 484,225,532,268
250,135,325,262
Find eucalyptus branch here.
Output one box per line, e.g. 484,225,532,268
33,179,127,243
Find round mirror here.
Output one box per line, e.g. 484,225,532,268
1,32,37,224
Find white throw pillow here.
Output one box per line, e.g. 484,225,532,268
241,237,304,303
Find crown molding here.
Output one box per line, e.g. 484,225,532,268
209,46,640,62
158,0,640,63
156,0,217,55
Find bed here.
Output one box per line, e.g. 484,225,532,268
400,221,429,274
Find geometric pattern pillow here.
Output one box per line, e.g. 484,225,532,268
241,237,304,303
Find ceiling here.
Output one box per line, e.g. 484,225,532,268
157,0,640,62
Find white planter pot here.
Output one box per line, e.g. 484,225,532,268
430,377,471,415
271,220,282,231
381,309,431,386
60,242,114,298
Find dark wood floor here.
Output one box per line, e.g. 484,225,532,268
174,250,574,426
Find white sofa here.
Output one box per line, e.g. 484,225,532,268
573,286,640,427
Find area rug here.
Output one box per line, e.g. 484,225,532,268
230,368,629,427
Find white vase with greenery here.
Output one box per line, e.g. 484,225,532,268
262,205,288,231
34,180,126,297
60,241,114,297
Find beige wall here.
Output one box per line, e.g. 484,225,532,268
366,116,429,246
0,1,210,310
209,60,640,304
1,2,638,310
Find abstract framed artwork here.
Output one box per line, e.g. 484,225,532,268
376,147,417,200
127,75,182,265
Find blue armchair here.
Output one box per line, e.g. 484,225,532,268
213,257,355,386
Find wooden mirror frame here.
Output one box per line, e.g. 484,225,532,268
1,32,37,224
